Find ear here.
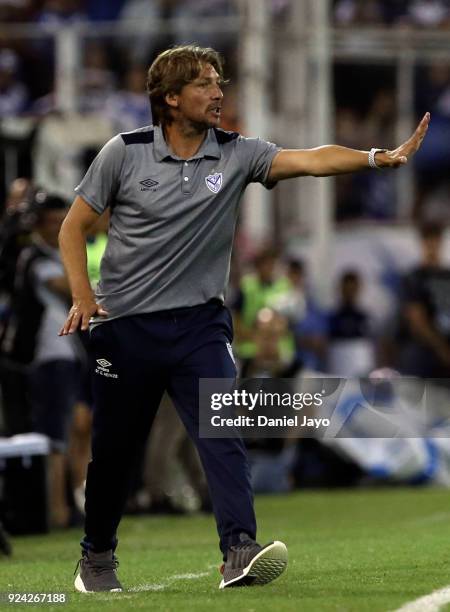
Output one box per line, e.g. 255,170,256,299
165,92,179,110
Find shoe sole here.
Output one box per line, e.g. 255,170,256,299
219,540,288,589
74,573,122,593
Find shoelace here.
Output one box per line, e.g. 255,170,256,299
73,555,119,576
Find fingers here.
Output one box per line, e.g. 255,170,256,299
420,111,431,127
62,308,83,335
79,305,108,331
414,112,430,140
59,303,108,336
391,111,431,166
412,112,430,143
80,311,91,331
59,307,82,336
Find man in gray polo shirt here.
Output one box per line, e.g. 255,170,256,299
59,45,429,592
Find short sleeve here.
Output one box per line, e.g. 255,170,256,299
235,136,281,189
74,134,126,214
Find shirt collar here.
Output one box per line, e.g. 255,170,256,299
153,124,221,162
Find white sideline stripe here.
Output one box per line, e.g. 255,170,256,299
130,570,210,592
395,586,450,612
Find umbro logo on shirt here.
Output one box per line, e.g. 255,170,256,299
139,177,159,191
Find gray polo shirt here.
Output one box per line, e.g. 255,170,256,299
75,124,280,321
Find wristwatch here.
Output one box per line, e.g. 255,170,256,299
368,148,387,170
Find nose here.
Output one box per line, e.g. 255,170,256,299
212,84,223,100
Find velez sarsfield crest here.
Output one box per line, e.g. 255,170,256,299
205,172,223,194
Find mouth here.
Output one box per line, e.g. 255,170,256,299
208,106,222,117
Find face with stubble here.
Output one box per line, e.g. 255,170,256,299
166,63,224,131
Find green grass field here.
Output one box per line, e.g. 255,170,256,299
1,488,450,611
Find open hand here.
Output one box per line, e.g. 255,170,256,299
59,297,108,335
377,112,430,168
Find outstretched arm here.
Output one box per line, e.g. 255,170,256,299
268,112,430,181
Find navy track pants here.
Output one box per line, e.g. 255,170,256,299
82,301,256,556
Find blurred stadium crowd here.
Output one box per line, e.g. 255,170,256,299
333,0,450,221
0,1,449,218
0,0,450,546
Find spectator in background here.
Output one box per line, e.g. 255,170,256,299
328,271,370,340
326,270,376,377
232,249,293,365
0,179,35,437
274,258,306,327
0,178,35,301
242,307,292,377
105,65,151,133
397,222,450,377
0,48,28,118
2,193,83,527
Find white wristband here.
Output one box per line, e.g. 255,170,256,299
368,148,387,169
